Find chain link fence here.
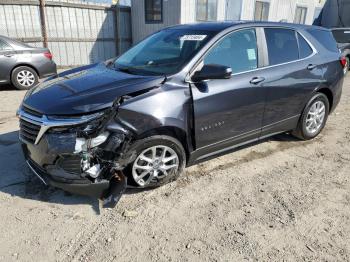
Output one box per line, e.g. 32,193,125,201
0,0,131,67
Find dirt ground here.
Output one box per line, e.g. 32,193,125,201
0,75,350,262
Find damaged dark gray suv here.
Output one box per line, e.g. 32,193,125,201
18,22,345,205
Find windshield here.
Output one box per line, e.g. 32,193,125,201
114,29,215,76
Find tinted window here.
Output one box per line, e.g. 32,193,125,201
254,1,270,21
204,29,258,73
145,0,162,23
0,40,12,51
265,28,299,65
298,33,313,58
115,29,214,75
196,0,218,21
307,29,339,53
332,29,350,44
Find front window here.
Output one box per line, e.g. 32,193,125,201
114,29,215,76
203,29,258,74
294,6,307,24
254,1,270,21
145,0,162,23
196,0,218,21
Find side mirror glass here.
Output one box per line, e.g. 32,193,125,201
191,64,232,82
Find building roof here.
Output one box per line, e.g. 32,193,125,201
167,21,323,32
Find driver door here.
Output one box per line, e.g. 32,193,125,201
191,28,267,154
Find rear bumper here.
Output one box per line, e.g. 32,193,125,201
37,60,57,79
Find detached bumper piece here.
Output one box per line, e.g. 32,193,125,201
102,170,127,208
26,159,127,208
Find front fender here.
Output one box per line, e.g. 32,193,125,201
116,85,192,136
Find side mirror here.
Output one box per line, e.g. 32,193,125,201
191,64,232,82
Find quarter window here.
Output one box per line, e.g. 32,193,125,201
294,6,307,24
297,33,313,58
0,40,12,51
265,28,299,66
254,1,270,21
204,29,258,74
196,0,218,21
307,29,339,53
145,0,162,23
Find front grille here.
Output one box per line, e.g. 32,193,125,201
23,105,43,118
57,155,82,175
19,118,41,144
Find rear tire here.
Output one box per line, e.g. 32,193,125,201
11,66,39,90
124,135,186,188
292,93,329,140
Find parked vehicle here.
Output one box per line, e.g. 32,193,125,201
17,22,345,206
313,0,350,75
0,36,57,90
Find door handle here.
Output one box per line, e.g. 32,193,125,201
307,64,317,70
250,77,265,85
3,54,14,57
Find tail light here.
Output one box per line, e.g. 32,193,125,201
340,56,347,68
44,51,53,60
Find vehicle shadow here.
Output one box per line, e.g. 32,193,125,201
0,84,16,91
0,131,104,214
194,132,300,165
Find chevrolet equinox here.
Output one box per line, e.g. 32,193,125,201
18,22,345,203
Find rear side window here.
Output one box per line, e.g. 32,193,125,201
265,28,299,65
307,29,338,53
297,33,313,58
0,40,12,51
204,28,258,73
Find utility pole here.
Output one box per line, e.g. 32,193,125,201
39,0,48,48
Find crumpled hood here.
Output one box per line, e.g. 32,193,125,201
23,63,165,115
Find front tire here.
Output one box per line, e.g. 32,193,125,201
292,93,329,140
124,135,186,188
11,66,39,90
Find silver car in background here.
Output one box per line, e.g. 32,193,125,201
0,36,57,90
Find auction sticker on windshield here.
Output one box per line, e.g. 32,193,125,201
180,35,207,41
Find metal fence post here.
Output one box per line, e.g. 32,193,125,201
114,5,120,56
39,0,48,48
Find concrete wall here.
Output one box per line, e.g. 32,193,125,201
131,0,228,44
131,0,181,43
241,0,325,25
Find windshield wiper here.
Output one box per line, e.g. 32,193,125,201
114,66,135,75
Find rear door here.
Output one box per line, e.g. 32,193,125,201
259,28,324,137
0,39,17,83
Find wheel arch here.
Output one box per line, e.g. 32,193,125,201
11,64,40,81
136,126,190,162
317,88,334,112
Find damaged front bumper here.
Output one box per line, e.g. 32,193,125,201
25,157,110,198
18,105,131,207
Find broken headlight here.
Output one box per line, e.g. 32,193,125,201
47,111,108,136
75,131,110,153
80,116,105,136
